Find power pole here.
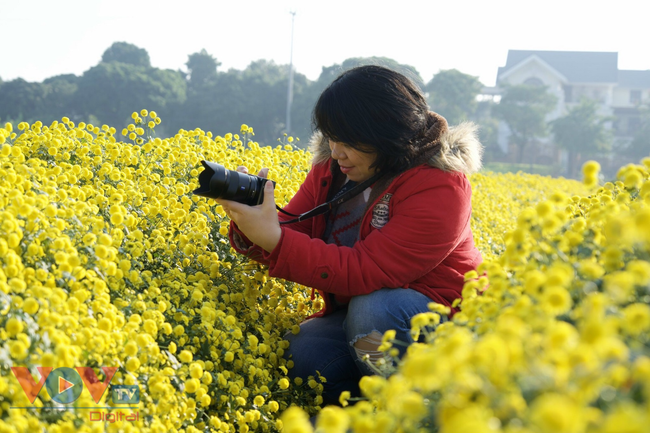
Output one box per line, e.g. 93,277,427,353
286,10,296,135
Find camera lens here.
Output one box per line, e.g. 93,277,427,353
222,170,258,204
193,161,267,206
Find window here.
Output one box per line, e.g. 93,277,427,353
630,90,642,105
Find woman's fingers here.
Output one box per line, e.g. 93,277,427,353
215,186,280,252
215,198,237,219
219,199,249,215
237,166,269,179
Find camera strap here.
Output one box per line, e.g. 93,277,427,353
276,171,385,225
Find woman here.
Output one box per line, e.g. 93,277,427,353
217,65,483,405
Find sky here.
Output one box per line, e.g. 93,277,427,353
1,0,648,87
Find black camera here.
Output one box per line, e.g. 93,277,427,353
193,161,274,206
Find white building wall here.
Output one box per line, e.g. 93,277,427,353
612,87,650,107
495,52,650,168
613,88,632,106
498,61,566,120
496,60,566,152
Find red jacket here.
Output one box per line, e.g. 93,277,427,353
230,124,483,316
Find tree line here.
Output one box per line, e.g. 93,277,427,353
0,42,500,150
1,42,647,178
0,43,407,146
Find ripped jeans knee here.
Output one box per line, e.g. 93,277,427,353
352,330,385,365
343,288,435,375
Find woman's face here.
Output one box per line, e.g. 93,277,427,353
329,140,378,182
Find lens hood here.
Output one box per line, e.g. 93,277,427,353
192,160,274,206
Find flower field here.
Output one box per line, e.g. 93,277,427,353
1,112,649,433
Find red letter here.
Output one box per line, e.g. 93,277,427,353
76,367,118,403
89,411,102,421
11,367,52,404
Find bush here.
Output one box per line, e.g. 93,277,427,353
288,159,650,432
3,112,648,432
0,113,321,432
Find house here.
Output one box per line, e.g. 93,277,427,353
494,50,650,162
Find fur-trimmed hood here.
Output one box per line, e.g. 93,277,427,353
308,121,483,175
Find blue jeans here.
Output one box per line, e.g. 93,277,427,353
283,288,435,406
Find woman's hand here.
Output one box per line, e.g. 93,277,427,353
216,167,281,253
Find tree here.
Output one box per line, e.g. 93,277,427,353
314,57,423,95
186,49,221,89
102,42,151,67
169,49,224,136
169,57,316,146
474,99,502,160
76,62,186,129
170,49,224,136
171,64,245,138
0,78,47,123
624,106,650,161
237,60,291,143
425,69,483,125
41,74,79,123
550,98,612,178
494,84,557,163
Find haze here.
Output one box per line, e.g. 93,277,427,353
2,0,648,86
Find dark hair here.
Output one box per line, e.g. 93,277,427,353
312,65,444,174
